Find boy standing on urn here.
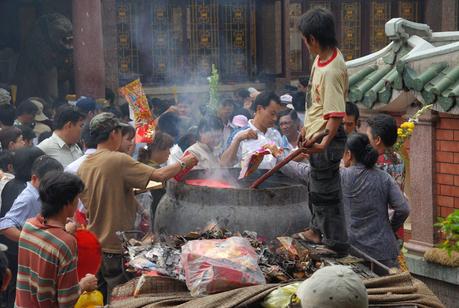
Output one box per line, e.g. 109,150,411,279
296,8,349,256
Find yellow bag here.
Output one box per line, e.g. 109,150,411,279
262,282,301,308
75,290,104,308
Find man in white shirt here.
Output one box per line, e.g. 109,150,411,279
38,105,85,167
221,92,282,169
64,124,96,226
65,124,96,174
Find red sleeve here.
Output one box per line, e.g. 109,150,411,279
324,112,346,119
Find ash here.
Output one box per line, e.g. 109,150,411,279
120,224,377,283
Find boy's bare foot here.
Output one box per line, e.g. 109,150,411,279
293,228,322,244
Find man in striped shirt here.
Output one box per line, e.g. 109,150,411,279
15,172,97,307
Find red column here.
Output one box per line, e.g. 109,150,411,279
405,111,439,255
72,0,106,98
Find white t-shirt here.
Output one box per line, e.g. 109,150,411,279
233,120,283,170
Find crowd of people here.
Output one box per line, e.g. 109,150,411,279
0,7,409,308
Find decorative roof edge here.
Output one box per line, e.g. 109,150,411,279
347,18,459,114
385,18,432,41
347,43,393,69
401,41,459,64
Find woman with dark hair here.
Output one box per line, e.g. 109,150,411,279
138,131,175,168
185,116,224,169
136,131,176,232
342,133,409,269
281,133,409,269
119,125,136,156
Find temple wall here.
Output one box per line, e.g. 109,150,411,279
434,114,459,221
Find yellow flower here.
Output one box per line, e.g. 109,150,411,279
397,128,403,136
407,122,415,130
401,122,410,129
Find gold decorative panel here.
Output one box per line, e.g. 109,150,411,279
189,0,218,76
289,1,303,73
341,1,361,61
370,0,391,52
219,1,250,79
308,0,331,10
116,0,140,80
399,0,419,21
150,0,185,83
115,0,253,85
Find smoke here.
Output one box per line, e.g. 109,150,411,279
120,1,250,87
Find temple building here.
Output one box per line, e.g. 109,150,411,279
1,0,458,99
0,1,458,305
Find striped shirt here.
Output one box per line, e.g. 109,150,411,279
15,216,80,308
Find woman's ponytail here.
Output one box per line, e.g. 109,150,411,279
362,143,379,168
345,133,379,168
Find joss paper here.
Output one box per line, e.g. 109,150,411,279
119,79,155,143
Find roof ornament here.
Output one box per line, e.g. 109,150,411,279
385,18,432,53
385,18,432,42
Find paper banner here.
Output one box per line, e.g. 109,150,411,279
119,79,156,143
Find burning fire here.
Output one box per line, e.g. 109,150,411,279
185,179,234,189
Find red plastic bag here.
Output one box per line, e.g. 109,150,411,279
180,237,266,296
75,229,102,279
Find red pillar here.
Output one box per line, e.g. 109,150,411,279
72,0,106,98
405,111,439,255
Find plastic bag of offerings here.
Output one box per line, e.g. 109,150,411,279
180,237,266,296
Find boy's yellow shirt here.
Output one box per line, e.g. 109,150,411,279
304,48,348,139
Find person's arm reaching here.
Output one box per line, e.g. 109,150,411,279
150,153,198,182
220,129,257,167
387,176,410,231
279,160,310,186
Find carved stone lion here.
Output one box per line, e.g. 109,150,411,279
14,13,73,106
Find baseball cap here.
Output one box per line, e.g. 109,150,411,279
89,112,130,135
76,96,98,114
248,87,261,99
232,115,248,128
29,98,49,122
280,94,293,105
297,265,368,308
